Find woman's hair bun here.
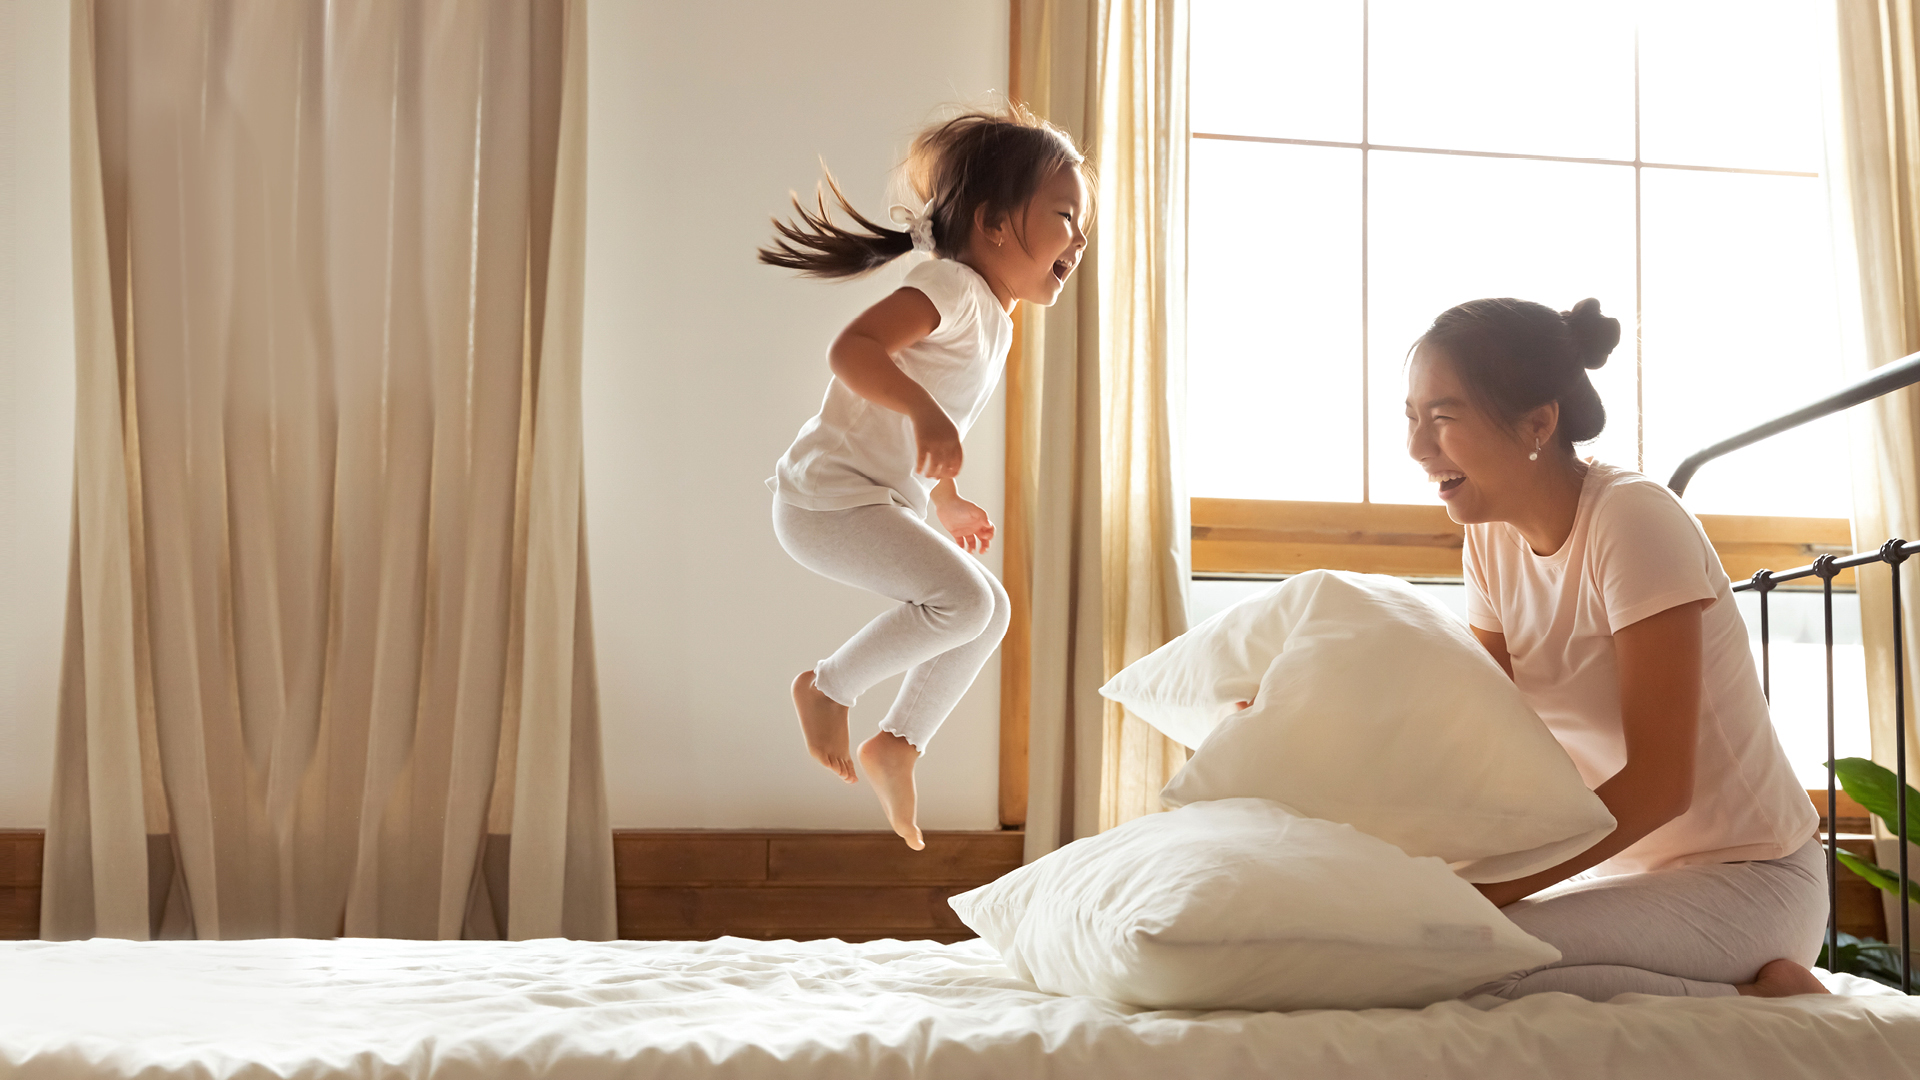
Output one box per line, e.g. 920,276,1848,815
1561,298,1620,370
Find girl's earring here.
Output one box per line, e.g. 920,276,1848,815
1529,440,1540,462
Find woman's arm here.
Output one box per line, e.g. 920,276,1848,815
1472,627,1515,679
827,288,962,479
1474,599,1706,907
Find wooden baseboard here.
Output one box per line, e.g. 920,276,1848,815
0,828,1024,943
4,825,1887,945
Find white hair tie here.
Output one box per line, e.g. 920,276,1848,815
888,204,937,254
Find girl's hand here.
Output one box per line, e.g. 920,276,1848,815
914,408,964,480
934,492,995,553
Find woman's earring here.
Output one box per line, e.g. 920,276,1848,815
1529,440,1540,462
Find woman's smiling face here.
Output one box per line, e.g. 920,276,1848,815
1405,344,1550,525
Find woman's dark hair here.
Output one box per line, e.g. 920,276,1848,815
758,104,1090,278
1414,297,1622,450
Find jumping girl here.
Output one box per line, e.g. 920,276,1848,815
1404,297,1827,1000
759,107,1090,850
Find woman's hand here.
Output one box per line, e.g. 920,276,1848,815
914,408,964,480
931,481,994,552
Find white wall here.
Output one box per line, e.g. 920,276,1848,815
580,0,1010,829
0,0,76,828
0,0,1011,831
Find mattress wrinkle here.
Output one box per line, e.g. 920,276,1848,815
1,937,1915,1080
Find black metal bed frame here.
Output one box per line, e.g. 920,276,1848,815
1670,350,1920,995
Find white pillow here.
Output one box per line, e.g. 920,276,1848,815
1098,577,1306,750
1145,570,1614,883
948,798,1559,1012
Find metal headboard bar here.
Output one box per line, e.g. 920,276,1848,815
1671,351,1920,993
1737,548,1912,994
1668,350,1920,497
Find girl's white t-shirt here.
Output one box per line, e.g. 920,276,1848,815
1464,461,1818,875
769,257,1012,517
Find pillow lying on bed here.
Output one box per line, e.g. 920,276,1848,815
1106,569,1614,882
948,798,1559,1012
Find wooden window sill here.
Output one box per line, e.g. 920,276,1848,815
1192,498,1855,586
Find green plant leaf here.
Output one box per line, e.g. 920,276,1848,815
1830,757,1920,841
1818,931,1909,990
1835,847,1920,907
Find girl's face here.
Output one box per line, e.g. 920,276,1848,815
1404,345,1550,525
970,166,1088,310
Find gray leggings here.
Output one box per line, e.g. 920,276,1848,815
772,498,1010,751
1473,836,1828,1001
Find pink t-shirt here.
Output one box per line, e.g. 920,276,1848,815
1464,461,1817,875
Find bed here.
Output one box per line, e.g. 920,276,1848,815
1,935,1915,1080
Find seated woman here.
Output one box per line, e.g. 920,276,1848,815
1403,296,1826,1001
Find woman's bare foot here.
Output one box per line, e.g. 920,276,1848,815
792,671,855,784
1735,958,1830,997
858,732,924,850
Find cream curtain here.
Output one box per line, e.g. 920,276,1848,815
43,0,614,942
1830,0,1920,952
1011,0,1190,861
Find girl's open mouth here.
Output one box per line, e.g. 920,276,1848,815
1439,476,1465,493
1051,259,1070,282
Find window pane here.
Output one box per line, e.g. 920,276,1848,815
1638,0,1826,173
1640,169,1848,518
1370,0,1634,159
1733,590,1871,788
1191,0,1363,143
1188,140,1362,502
1368,153,1637,505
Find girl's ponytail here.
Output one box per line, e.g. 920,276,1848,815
758,171,915,279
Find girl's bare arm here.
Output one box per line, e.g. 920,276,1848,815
828,288,961,479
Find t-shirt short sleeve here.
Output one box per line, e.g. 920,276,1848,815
1463,524,1503,634
901,258,978,343
1588,480,1722,633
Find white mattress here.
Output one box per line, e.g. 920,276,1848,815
1,936,1915,1080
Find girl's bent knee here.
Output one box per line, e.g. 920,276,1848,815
983,575,1012,640
929,573,999,640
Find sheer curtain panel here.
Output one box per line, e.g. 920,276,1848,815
1831,0,1920,957
1010,0,1191,861
42,0,614,941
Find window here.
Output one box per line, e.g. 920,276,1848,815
1186,1,1868,789
1188,0,1848,519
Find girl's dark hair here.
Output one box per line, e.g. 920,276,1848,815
1415,297,1622,449
758,104,1090,278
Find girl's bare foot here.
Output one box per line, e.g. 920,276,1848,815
1735,958,1830,997
858,731,924,850
792,671,856,784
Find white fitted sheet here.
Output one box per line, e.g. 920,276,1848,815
1,936,1915,1080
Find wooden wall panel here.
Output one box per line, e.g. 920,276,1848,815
615,830,1021,944
2,826,1889,945
0,831,42,940
0,829,1022,943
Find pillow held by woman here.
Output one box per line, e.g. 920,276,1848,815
948,798,1560,1012
1105,569,1615,882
